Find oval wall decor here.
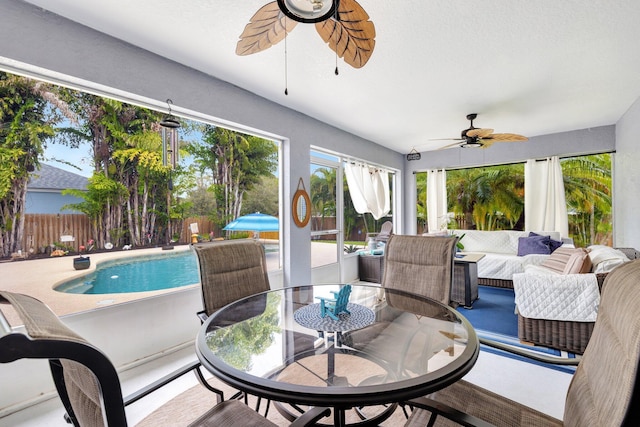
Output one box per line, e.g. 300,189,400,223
292,178,311,228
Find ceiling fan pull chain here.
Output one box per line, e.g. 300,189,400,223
284,20,289,95
334,7,339,76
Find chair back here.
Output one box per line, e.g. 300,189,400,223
381,235,456,306
0,291,126,427
334,284,352,315
193,239,271,319
376,221,393,242
564,259,640,426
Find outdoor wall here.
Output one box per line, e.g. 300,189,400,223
24,191,85,214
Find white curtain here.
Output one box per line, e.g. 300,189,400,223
426,169,447,232
524,156,569,237
344,162,390,220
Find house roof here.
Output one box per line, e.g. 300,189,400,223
28,164,88,191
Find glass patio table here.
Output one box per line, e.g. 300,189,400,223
195,284,479,426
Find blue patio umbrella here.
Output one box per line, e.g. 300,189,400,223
223,212,279,238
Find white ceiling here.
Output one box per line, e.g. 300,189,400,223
23,0,640,154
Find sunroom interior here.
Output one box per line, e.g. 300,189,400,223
2,0,640,424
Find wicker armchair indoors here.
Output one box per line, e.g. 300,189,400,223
402,259,640,426
0,291,329,427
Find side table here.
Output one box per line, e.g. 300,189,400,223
358,253,384,283
451,253,485,308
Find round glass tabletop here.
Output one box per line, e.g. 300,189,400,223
196,284,479,409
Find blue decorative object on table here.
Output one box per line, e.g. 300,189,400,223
315,284,351,320
294,302,375,332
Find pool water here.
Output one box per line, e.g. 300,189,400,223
55,251,199,294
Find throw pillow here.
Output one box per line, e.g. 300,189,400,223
529,232,563,253
587,245,630,273
541,247,592,274
563,250,593,274
517,235,551,256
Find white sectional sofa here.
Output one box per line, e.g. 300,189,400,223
511,245,637,354
448,229,567,288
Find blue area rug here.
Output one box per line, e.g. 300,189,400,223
457,286,578,374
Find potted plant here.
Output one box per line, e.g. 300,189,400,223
73,255,90,270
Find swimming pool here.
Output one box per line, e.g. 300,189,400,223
55,251,199,294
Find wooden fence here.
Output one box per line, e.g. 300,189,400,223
23,214,92,254
20,214,280,253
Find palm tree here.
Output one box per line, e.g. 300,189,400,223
562,154,612,246
310,167,336,231
446,164,524,230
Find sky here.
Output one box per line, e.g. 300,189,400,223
43,142,94,177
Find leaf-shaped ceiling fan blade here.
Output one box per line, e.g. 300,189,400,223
484,133,529,142
315,0,376,68
236,2,298,56
438,141,465,150
466,128,494,138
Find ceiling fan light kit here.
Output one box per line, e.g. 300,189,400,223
277,0,338,23
435,113,528,149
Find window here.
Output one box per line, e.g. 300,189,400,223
416,153,612,246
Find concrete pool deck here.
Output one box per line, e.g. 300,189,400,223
1,240,346,324
1,245,199,323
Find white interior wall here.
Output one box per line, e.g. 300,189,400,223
0,288,201,416
0,0,404,286
614,96,640,248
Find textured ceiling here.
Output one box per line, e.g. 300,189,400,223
23,0,640,154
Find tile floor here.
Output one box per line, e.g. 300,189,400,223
1,248,573,425
0,342,572,426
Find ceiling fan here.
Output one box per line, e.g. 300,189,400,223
235,0,376,69
437,114,529,149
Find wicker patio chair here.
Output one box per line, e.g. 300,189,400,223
402,258,640,426
0,291,329,427
192,239,271,323
382,234,457,306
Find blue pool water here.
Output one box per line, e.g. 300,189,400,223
55,251,199,294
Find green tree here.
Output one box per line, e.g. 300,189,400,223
59,92,178,247
310,167,336,231
241,174,279,216
562,154,612,246
187,126,277,229
0,73,57,256
415,172,427,232
446,164,524,230
62,173,128,245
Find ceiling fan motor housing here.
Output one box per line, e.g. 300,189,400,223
277,0,339,23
